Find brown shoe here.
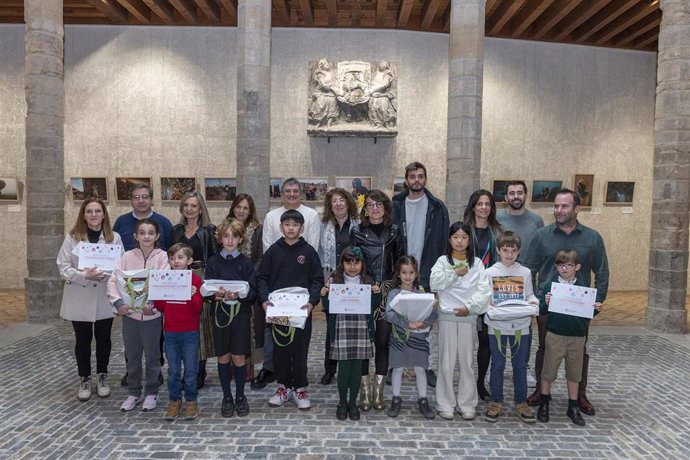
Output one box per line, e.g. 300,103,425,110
184,401,199,420
577,394,595,416
164,400,182,421
526,388,541,406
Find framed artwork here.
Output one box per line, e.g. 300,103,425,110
605,181,635,205
0,177,19,201
205,178,237,202
492,180,512,203
298,177,329,202
335,176,372,202
392,176,406,194
574,174,594,207
269,177,282,201
70,177,108,202
116,177,151,201
531,180,562,203
160,177,196,201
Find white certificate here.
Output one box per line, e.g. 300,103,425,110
76,242,121,271
148,270,192,301
266,291,309,318
328,284,371,315
548,282,597,319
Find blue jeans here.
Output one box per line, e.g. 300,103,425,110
165,331,199,402
488,332,530,404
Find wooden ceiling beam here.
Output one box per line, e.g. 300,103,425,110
116,0,151,23
326,0,337,26
272,0,289,25
487,0,526,35
350,0,361,27
375,0,387,27
574,0,637,43
635,28,659,49
421,0,442,31
397,0,414,28
85,0,128,22
594,2,658,45
298,0,314,26
509,0,553,37
532,0,583,39
486,0,500,18
142,0,174,23
169,0,198,23
442,2,450,33
193,0,220,22
616,11,661,46
553,0,608,41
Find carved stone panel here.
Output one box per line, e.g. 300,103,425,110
307,59,398,137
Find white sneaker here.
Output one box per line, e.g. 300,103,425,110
437,410,454,420
268,385,293,407
142,395,158,412
456,406,476,420
527,373,537,388
120,395,142,412
97,373,110,398
291,387,311,410
78,377,92,401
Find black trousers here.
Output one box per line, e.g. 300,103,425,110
323,313,337,374
476,320,491,386
361,318,390,376
273,317,312,389
72,318,113,377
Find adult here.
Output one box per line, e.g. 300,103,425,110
253,178,321,389
171,191,220,389
463,189,502,402
350,189,403,411
225,193,264,382
524,189,609,416
496,181,544,264
318,187,360,385
113,183,172,251
57,198,123,401
392,161,449,387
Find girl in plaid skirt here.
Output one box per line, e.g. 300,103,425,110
320,247,381,421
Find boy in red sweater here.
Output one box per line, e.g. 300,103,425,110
153,243,203,420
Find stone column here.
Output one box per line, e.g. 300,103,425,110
24,0,64,323
646,0,690,334
236,0,271,218
445,0,485,220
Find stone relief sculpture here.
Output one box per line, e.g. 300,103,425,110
308,59,397,137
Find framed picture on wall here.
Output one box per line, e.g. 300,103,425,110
269,177,282,201
205,178,237,202
574,174,594,207
0,177,19,201
298,177,329,203
160,177,196,202
70,177,108,202
531,180,562,203
492,180,513,203
335,176,372,203
604,181,635,205
116,177,152,201
392,177,406,194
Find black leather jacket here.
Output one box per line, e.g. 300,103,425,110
350,223,403,284
170,224,220,269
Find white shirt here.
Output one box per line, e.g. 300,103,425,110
262,204,321,252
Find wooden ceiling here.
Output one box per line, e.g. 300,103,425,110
0,0,661,51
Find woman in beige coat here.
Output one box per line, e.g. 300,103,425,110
57,197,123,401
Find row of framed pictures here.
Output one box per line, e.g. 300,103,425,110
492,176,635,206
69,176,404,203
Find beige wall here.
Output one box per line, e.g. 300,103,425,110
0,25,657,290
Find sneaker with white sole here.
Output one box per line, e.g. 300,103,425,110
78,377,92,401
268,385,292,407
291,387,311,410
120,395,142,412
97,373,110,398
456,406,476,420
142,395,158,412
527,373,537,388
437,410,454,420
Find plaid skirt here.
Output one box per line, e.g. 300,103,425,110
330,314,373,361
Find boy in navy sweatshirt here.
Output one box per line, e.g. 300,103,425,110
256,209,324,410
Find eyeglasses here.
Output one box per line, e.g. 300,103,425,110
556,263,576,269
365,202,384,209
131,195,151,200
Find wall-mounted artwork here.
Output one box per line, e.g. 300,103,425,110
269,178,282,201
335,176,371,203
298,177,329,202
392,177,406,194
0,177,19,201
531,180,563,203
116,177,151,201
492,180,513,203
161,178,196,202
307,59,397,137
71,177,108,202
205,178,237,202
605,181,635,205
574,174,594,207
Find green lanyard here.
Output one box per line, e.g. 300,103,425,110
125,276,148,311
214,300,240,328
272,324,296,347
391,324,410,343
492,329,523,359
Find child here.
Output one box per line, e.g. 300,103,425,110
153,243,203,421
108,218,170,412
256,209,324,410
430,221,491,421
385,255,438,419
537,249,602,427
483,231,538,423
320,247,381,421
204,219,257,418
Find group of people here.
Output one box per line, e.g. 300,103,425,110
57,161,609,427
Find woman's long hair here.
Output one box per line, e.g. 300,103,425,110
321,187,358,224
70,197,115,243
178,192,211,227
463,189,500,231
226,193,259,228
446,221,475,269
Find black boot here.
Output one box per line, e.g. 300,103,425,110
567,400,585,426
387,396,402,418
197,361,207,390
537,393,551,423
